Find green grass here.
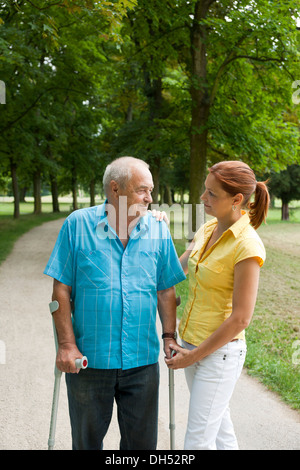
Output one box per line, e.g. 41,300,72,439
0,200,299,410
244,222,300,409
0,201,76,216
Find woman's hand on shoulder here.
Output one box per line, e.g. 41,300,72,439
148,209,169,225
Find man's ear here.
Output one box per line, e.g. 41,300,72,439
110,180,119,199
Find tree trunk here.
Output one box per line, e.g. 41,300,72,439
281,202,289,221
33,170,42,215
19,186,27,203
126,102,133,122
180,189,185,206
188,0,211,234
10,160,20,219
159,185,164,204
151,158,160,205
90,178,95,207
72,173,78,211
47,143,59,213
50,174,60,213
147,77,163,206
163,185,173,206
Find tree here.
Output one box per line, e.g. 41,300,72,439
1,0,299,223
269,165,300,220
0,0,137,216
115,0,300,229
182,0,300,230
111,0,190,203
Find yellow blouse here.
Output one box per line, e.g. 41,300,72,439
178,212,266,346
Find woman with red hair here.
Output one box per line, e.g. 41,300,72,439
166,160,270,450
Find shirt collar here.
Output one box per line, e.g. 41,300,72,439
95,199,109,227
204,210,250,239
228,211,250,238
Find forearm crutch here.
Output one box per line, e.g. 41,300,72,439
47,300,88,450
169,365,175,450
168,295,181,450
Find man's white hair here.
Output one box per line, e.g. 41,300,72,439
103,156,150,196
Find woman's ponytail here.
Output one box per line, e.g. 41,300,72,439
248,180,270,230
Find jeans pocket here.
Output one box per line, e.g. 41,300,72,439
235,347,246,380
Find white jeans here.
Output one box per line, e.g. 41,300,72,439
182,339,246,450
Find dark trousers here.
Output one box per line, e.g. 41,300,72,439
65,363,159,450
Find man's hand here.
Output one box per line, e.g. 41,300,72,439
163,337,180,359
56,342,84,374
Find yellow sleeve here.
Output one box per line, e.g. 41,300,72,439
233,237,266,268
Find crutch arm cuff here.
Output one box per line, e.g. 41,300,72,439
49,300,59,314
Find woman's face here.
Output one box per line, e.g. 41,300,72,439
200,173,235,219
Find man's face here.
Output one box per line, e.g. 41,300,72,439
119,165,154,218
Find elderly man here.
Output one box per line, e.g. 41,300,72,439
44,156,185,450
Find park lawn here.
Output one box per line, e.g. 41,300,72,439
0,201,72,215
245,221,300,410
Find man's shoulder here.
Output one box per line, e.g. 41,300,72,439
144,212,170,238
66,205,99,224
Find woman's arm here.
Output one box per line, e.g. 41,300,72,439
148,209,195,275
166,257,260,369
179,250,191,275
179,240,195,274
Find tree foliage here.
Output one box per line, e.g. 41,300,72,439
0,0,299,221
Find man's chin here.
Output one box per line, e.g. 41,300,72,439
136,205,148,217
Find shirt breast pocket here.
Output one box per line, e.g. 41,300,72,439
203,258,224,274
197,258,224,289
76,250,111,289
139,251,158,288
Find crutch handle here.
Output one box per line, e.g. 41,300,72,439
75,356,88,369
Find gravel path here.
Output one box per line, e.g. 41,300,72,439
0,218,299,450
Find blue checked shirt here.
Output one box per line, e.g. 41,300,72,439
44,202,186,370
